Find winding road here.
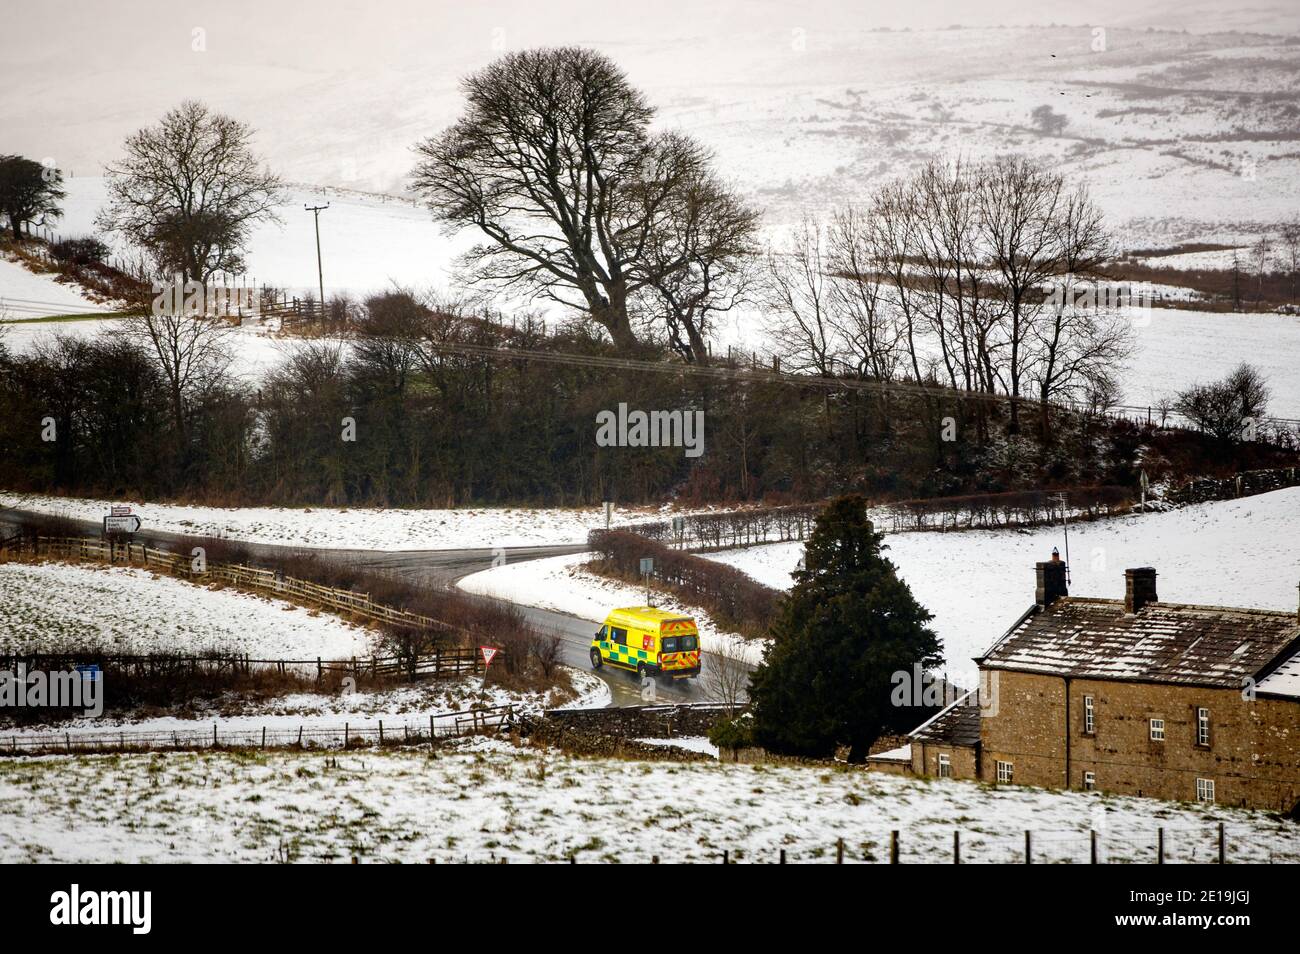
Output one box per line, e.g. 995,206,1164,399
0,507,737,707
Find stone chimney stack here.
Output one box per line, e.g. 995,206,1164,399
1036,549,1068,609
1124,567,1158,614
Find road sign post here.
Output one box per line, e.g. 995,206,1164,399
480,645,499,686
639,557,654,606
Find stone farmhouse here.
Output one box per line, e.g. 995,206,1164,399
874,554,1300,812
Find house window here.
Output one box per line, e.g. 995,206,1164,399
996,760,1013,784
1149,718,1165,741
1083,771,1096,791
1083,695,1095,734
1196,707,1211,746
937,753,952,778
1196,778,1216,804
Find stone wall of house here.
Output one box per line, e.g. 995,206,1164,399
910,740,979,780
978,669,1300,811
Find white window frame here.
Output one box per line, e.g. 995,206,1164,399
1149,718,1165,741
1196,777,1216,804
996,760,1013,784
937,753,952,778
1196,707,1211,746
1083,695,1095,734
1083,771,1096,791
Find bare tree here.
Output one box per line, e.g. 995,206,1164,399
98,100,282,283
826,205,902,382
412,48,748,353
1028,183,1123,433
703,640,751,714
638,166,759,363
762,218,839,377
1279,222,1300,303
976,156,1071,432
124,308,232,453
1251,234,1273,304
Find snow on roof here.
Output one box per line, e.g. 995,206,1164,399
982,597,1300,688
868,744,912,762
1258,647,1300,700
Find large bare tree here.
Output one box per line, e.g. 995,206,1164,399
411,48,754,353
98,100,282,283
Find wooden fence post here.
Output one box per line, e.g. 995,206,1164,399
1025,830,1032,864
1091,830,1098,864
1218,823,1226,864
836,837,844,864
1157,827,1164,864
890,830,899,864
344,722,349,747
954,830,960,864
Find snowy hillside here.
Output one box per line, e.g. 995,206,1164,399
0,256,106,319
0,560,377,658
706,487,1300,684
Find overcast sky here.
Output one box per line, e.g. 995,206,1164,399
2,0,1295,189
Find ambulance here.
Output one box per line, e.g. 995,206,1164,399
590,607,701,680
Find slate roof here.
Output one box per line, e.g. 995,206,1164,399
909,690,982,747
979,597,1300,689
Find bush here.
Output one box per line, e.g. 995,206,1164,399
49,236,108,267
707,713,755,750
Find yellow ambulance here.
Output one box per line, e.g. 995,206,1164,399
590,607,701,680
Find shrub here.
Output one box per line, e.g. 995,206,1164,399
50,236,109,267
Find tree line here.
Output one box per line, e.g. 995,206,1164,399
0,291,1145,507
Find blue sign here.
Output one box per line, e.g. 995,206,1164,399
76,665,101,683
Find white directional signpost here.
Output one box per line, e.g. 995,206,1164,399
103,514,142,534
640,556,654,606
103,507,142,561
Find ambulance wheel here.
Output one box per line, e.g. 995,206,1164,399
590,649,602,670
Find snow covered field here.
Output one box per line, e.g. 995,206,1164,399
0,492,660,550
0,256,106,319
0,668,609,749
0,560,376,659
707,488,1300,685
0,740,1293,863
457,551,764,664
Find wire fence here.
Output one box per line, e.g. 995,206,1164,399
0,704,514,756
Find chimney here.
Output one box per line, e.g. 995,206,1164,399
1035,549,1068,609
1124,567,1158,614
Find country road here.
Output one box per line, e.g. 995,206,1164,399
0,506,740,708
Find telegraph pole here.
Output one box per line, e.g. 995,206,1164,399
304,203,329,318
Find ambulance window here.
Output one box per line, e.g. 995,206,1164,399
661,636,679,653
611,627,627,645
680,635,698,651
